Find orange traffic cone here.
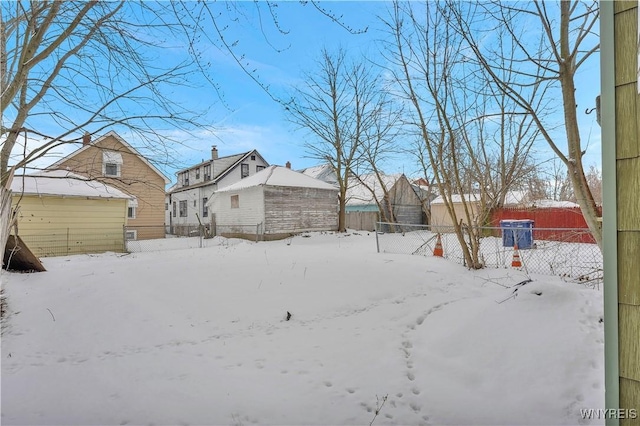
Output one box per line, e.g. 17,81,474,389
433,234,444,257
511,243,522,268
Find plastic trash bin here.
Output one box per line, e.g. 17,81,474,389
501,219,534,249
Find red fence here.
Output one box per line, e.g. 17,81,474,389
490,207,600,244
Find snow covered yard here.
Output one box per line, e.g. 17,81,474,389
1,232,604,425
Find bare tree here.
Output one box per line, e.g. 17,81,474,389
0,1,224,266
585,164,602,206
381,2,540,269
286,48,392,232
447,0,602,248
0,1,363,264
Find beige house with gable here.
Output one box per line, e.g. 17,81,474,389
47,131,169,240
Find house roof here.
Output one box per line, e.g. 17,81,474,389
46,130,170,184
169,149,269,194
214,165,338,193
300,164,413,206
347,173,404,206
299,164,339,186
11,170,134,200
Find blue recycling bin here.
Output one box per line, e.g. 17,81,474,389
501,219,534,249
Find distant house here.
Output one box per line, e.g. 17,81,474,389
208,165,338,240
47,131,169,240
300,164,426,231
10,170,133,257
166,146,269,234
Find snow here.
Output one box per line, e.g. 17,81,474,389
214,165,338,193
529,199,581,208
1,232,604,425
346,174,403,206
431,193,480,205
9,170,133,200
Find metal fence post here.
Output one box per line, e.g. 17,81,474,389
375,222,380,253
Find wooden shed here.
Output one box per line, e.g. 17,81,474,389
346,174,426,230
208,165,338,240
10,170,133,257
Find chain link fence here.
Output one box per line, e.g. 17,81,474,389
124,224,264,253
375,222,603,286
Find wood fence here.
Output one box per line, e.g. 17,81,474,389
345,211,378,231
490,207,601,244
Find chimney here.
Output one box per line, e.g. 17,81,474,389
82,131,91,146
285,161,291,169
211,145,218,160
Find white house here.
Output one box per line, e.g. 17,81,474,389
208,165,338,240
166,146,269,234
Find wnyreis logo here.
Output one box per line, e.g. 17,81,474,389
580,408,638,420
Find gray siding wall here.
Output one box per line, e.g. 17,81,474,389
264,186,338,233
388,177,424,225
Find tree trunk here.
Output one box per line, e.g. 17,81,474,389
338,189,347,232
1,186,13,279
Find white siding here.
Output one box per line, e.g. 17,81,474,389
210,186,265,228
168,184,217,227
168,155,268,227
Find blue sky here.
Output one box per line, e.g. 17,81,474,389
16,1,601,186
157,1,602,184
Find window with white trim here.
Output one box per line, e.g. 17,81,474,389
204,164,211,181
128,207,136,219
125,230,137,240
241,163,249,178
203,197,208,217
102,151,123,177
179,200,187,217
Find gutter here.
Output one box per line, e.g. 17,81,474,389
599,1,620,422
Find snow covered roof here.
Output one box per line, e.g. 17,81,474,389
299,164,338,186
346,173,404,206
431,193,480,205
214,165,338,193
10,170,134,200
528,199,580,208
431,191,581,209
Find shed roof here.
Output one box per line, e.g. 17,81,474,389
215,165,337,193
11,170,134,200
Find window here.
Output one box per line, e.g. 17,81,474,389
241,163,249,178
231,195,239,208
193,200,197,207
204,164,211,181
180,171,189,186
251,155,256,161
203,197,208,217
256,165,265,173
179,200,187,217
125,230,137,241
172,201,177,218
102,151,122,177
127,207,136,219
104,163,119,177
165,203,168,211
195,167,200,179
